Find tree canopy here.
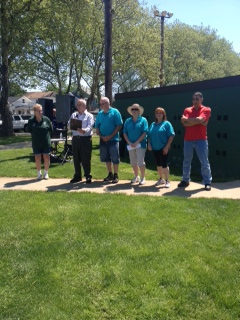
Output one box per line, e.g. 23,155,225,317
1,0,240,136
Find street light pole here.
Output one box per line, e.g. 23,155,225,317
160,15,164,87
154,10,173,87
104,0,113,104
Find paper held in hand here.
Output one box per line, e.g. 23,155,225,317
70,118,82,130
127,143,141,151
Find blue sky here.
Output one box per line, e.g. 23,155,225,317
142,0,240,53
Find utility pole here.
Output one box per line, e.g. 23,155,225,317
104,0,113,104
154,10,173,87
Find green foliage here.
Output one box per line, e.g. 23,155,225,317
165,22,240,85
8,82,26,96
1,191,240,319
0,0,48,137
1,0,240,115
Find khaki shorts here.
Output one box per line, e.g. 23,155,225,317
128,147,146,167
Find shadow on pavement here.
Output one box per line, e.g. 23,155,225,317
1,178,240,199
47,182,81,192
4,178,40,188
162,186,207,198
212,181,240,191
132,183,160,194
46,180,106,192
104,182,132,192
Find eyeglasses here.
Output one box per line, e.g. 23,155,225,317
192,97,201,101
156,113,163,115
131,108,139,112
100,102,106,106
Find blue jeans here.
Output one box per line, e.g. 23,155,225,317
99,140,120,164
182,140,212,185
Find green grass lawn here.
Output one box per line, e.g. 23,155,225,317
1,135,240,319
1,191,240,319
0,134,32,145
0,135,182,181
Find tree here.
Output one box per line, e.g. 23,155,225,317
164,22,240,85
0,0,44,137
9,82,26,96
113,70,147,93
4,0,240,116
17,0,96,100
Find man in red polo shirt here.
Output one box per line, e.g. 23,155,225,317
178,92,212,191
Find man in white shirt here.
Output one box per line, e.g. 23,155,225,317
69,99,94,183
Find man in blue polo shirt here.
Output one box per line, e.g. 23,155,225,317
95,97,123,183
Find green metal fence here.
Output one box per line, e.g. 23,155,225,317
114,75,240,179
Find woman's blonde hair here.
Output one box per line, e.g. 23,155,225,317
155,107,167,122
32,103,42,112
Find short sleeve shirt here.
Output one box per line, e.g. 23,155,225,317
28,116,53,149
123,116,148,148
148,121,175,150
183,105,211,141
95,107,123,141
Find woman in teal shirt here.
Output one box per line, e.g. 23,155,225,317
123,104,148,185
148,107,175,188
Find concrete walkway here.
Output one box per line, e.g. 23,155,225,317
1,141,240,199
0,177,240,199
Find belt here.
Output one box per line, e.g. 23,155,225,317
73,135,91,138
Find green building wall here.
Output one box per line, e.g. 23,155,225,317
114,75,240,179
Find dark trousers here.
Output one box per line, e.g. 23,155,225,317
153,149,168,168
72,136,92,178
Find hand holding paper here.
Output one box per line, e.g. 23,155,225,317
127,143,141,151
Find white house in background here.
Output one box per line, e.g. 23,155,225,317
9,96,35,115
25,91,56,105
9,91,56,115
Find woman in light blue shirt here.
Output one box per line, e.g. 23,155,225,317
148,107,175,188
123,104,148,185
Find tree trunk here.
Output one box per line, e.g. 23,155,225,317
0,1,14,137
0,59,13,136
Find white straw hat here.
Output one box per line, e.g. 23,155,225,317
127,104,144,116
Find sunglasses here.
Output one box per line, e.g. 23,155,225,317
192,97,201,101
131,108,139,111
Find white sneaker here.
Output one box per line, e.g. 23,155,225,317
156,178,165,186
131,176,140,183
139,178,146,185
37,174,43,180
44,173,49,180
165,180,171,188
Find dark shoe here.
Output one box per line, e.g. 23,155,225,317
178,181,189,188
205,184,211,191
86,177,92,184
112,174,119,184
70,177,82,183
104,173,114,182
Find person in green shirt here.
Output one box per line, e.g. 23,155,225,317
28,103,53,180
